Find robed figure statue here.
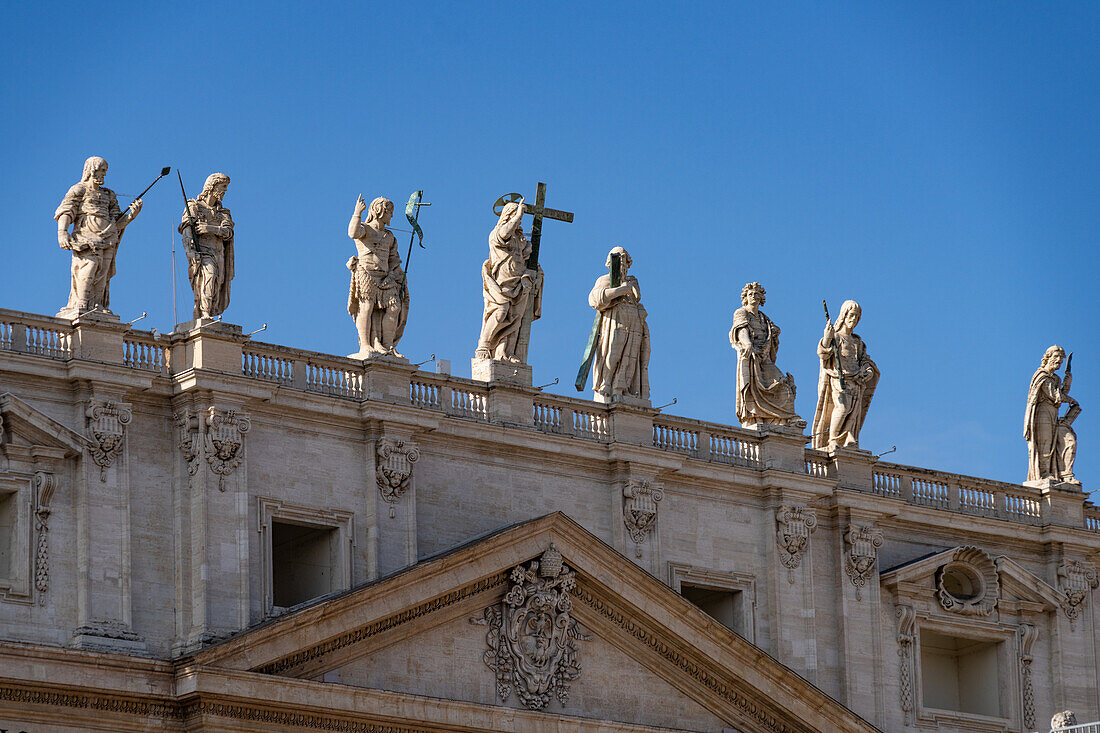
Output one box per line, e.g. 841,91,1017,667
476,199,542,362
588,247,650,402
729,282,803,428
1024,345,1080,484
179,173,235,321
812,300,879,450
55,156,143,318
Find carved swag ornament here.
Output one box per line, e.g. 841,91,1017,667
376,438,420,516
174,407,250,490
86,400,132,481
623,480,663,557
477,544,589,710
776,504,817,582
34,471,56,593
843,523,883,600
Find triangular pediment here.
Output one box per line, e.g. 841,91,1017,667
194,513,878,733
0,392,85,456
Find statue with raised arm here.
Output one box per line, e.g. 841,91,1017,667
347,195,408,358
1024,345,1080,484
589,247,650,402
729,282,804,428
179,173,234,321
812,300,879,450
55,156,143,318
475,198,542,362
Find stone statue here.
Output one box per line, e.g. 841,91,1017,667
589,247,650,402
347,195,408,358
1051,711,1077,730
1024,345,1080,484
812,300,879,450
179,173,234,321
55,156,143,318
729,282,803,429
475,199,542,363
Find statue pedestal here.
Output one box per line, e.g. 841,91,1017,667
70,312,129,362
750,423,809,474
360,357,417,404
830,446,876,492
471,358,532,388
595,392,651,408
1024,479,1086,526
170,320,246,374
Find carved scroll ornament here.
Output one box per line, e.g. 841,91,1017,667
1059,559,1098,622
477,544,589,710
843,524,883,600
376,438,420,512
204,407,250,490
623,480,663,556
776,504,817,582
86,400,132,481
34,471,56,593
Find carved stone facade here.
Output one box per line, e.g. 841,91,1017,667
776,504,817,582
477,544,589,710
935,546,999,616
896,605,916,725
86,400,132,480
1019,623,1039,730
843,523,883,600
33,470,55,593
376,437,420,513
1059,559,1099,621
204,408,250,489
622,479,663,556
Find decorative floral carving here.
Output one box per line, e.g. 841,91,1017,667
174,409,200,476
85,400,132,481
935,546,999,616
895,605,916,725
376,438,420,515
1058,559,1098,622
1019,623,1038,730
623,480,663,556
843,524,883,600
33,471,55,593
204,407,250,491
776,505,817,582
478,544,589,710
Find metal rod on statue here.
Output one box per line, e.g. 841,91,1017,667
822,299,845,392
171,228,177,326
576,251,621,391
398,191,429,294
136,166,172,201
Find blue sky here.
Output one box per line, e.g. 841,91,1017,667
2,3,1098,496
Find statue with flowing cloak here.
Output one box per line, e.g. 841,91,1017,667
1024,345,1079,484
811,300,879,450
475,199,542,362
588,246,650,402
729,282,803,428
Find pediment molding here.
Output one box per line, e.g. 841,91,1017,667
0,392,87,460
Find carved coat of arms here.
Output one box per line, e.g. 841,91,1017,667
478,544,589,710
376,438,420,506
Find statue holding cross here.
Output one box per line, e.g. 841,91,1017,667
475,182,573,366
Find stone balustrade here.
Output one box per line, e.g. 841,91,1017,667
1,306,1096,533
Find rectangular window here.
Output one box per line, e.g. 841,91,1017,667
0,490,15,580
920,630,1004,718
271,520,338,609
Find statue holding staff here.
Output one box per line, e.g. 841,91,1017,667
475,198,542,362
812,300,879,450
347,195,408,358
1024,345,1080,484
55,156,143,318
586,247,650,403
729,282,803,428
179,173,234,321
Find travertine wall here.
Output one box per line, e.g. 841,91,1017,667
2,313,1099,732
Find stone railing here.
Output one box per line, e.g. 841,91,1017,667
123,331,167,373
804,449,831,479
0,311,72,360
1086,508,1100,533
651,414,762,467
408,373,488,421
532,394,609,440
240,341,364,399
872,462,1043,525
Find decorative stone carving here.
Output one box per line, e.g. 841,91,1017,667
935,546,999,616
347,195,408,358
588,247,650,403
33,471,55,593
1052,711,1078,729
477,544,589,710
843,523,883,600
86,400,132,481
204,407,250,490
1024,345,1080,484
54,156,143,318
776,505,817,582
895,605,916,725
376,438,420,516
180,173,235,321
1058,559,1098,621
623,480,663,556
476,198,542,363
174,409,200,476
812,300,879,450
729,282,804,429
1018,623,1038,730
